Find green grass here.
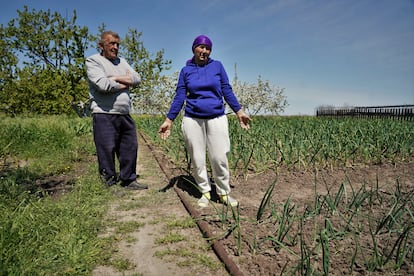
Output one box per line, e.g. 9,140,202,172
115,221,146,235
0,167,112,275
155,232,186,244
0,114,95,175
164,217,197,229
0,114,114,275
154,247,223,271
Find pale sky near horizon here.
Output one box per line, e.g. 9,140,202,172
2,0,413,115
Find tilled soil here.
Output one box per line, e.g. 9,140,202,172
93,132,414,276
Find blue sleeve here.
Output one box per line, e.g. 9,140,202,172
166,69,187,120
219,62,241,113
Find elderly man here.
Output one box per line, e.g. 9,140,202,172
86,30,147,190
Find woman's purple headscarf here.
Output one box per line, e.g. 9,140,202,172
192,35,212,51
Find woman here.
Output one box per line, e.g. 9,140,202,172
159,35,251,207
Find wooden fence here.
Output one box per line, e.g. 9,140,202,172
316,105,414,121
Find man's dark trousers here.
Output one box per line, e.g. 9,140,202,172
92,113,138,186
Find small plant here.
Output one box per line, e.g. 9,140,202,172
155,232,186,245
165,217,196,229
116,221,145,235
256,177,278,222
320,219,331,276
110,257,135,271
230,205,242,256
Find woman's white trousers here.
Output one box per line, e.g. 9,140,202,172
181,115,231,196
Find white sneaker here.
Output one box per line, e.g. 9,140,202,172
220,195,238,207
198,195,209,207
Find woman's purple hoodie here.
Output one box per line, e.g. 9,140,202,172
166,58,241,120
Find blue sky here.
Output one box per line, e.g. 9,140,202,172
2,0,413,115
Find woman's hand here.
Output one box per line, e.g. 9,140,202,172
158,118,173,140
236,110,251,130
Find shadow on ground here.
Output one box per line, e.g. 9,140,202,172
158,174,222,203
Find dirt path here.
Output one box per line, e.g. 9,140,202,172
92,134,228,276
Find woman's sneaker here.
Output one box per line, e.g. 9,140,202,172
220,195,238,207
198,192,211,207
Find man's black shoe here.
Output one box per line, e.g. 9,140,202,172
122,180,148,190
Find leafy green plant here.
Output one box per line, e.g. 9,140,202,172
256,177,278,222
320,220,331,276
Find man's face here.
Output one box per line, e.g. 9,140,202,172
100,34,120,60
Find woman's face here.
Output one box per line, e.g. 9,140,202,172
193,44,211,65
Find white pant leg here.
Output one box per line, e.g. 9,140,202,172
206,115,231,196
181,117,210,193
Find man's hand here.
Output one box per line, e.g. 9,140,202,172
110,72,132,88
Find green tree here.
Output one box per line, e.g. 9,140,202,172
0,26,18,81
120,28,172,114
0,24,19,115
0,6,90,115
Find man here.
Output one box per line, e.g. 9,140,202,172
86,30,147,190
